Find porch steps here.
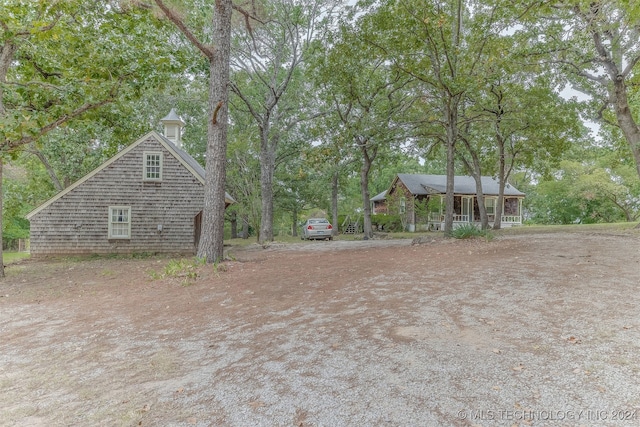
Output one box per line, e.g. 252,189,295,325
341,215,360,234
344,223,357,234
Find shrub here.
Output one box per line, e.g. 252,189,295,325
449,223,494,240
371,214,403,232
149,257,207,286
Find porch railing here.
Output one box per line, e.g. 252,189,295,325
428,213,470,223
501,215,522,224
452,214,469,222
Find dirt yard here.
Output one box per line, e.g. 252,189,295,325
1,230,639,427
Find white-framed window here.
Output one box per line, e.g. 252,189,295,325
108,206,131,239
143,151,163,181
485,197,496,215
399,197,406,214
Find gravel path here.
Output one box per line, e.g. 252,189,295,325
1,232,639,426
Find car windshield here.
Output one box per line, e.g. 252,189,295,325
309,219,328,224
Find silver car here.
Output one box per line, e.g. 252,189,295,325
301,218,333,240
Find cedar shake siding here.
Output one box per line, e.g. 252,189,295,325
27,133,208,256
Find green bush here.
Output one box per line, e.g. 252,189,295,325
449,223,494,240
371,214,403,232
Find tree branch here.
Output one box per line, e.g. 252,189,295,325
622,53,640,77
153,0,214,60
229,81,263,123
25,144,64,191
4,98,114,152
232,3,266,25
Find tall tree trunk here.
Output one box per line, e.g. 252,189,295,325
494,142,506,230
230,210,238,239
0,158,4,278
259,128,276,244
197,0,232,263
291,205,298,237
465,156,487,229
242,214,249,239
331,170,339,237
611,79,640,180
443,0,462,234
472,176,487,229
444,104,457,233
360,146,373,239
461,139,488,229
0,42,15,104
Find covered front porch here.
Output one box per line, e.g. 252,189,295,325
422,195,523,231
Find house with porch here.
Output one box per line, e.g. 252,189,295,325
373,173,525,231
26,109,234,256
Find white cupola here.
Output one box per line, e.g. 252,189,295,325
160,108,185,148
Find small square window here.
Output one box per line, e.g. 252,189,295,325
144,152,163,181
109,206,131,239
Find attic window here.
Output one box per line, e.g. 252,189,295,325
144,151,163,181
109,206,131,239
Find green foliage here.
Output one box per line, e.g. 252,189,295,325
3,251,29,264
527,143,640,224
150,257,207,286
449,223,494,240
371,214,402,232
1,0,182,148
3,156,56,248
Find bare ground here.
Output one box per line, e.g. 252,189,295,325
1,230,639,426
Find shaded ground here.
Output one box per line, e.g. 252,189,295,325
1,230,639,426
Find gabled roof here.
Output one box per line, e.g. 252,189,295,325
26,131,235,220
155,132,205,180
393,173,525,197
371,190,387,202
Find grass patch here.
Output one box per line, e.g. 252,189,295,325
3,251,30,264
149,257,209,286
496,222,639,236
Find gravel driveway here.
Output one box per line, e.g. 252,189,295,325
1,231,639,426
